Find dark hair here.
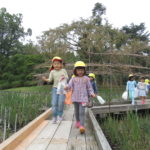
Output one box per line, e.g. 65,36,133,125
73,67,86,76
129,76,134,81
140,76,145,80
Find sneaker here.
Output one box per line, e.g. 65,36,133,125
52,117,57,124
79,126,85,134
131,101,135,105
75,121,80,128
58,116,63,122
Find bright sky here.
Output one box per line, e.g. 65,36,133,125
1,0,150,43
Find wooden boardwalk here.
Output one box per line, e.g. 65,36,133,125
14,105,99,150
2,99,150,150
92,99,150,114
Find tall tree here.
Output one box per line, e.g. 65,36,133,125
36,2,150,85
121,23,150,42
92,2,106,26
0,8,32,57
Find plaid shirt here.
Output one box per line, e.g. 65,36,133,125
67,76,94,102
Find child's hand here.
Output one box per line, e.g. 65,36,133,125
64,86,69,91
91,93,96,98
42,76,47,81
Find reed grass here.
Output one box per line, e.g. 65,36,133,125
0,85,51,141
100,112,150,150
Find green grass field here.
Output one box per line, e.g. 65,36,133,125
0,85,149,142
4,85,52,93
0,85,52,141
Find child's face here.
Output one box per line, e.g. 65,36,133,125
130,77,134,81
53,61,62,70
76,68,85,77
141,79,145,82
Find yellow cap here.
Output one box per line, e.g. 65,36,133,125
129,74,134,77
74,61,86,68
145,79,149,84
52,56,62,62
88,73,95,79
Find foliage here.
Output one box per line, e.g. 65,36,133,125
37,24,77,63
100,113,150,150
92,2,106,26
0,8,31,57
1,3,150,88
5,85,51,93
37,2,150,67
21,42,40,55
0,54,45,89
0,8,43,89
0,86,51,140
122,23,150,42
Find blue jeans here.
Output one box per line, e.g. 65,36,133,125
51,88,66,117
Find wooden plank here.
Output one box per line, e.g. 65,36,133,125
86,136,99,150
76,134,86,150
0,108,52,150
85,110,99,150
88,109,112,150
47,121,72,150
66,116,78,150
93,99,150,106
15,121,49,150
67,125,86,150
66,108,87,150
26,121,60,150
136,99,150,104
92,103,150,114
26,104,74,150
28,105,74,150
93,101,130,106
67,108,100,150
63,104,74,121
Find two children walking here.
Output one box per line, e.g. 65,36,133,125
43,58,96,134
126,74,148,105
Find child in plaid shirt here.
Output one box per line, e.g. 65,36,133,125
65,61,95,134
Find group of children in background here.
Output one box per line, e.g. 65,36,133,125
42,57,97,134
42,56,149,134
126,74,150,105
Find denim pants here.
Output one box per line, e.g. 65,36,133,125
51,88,66,117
